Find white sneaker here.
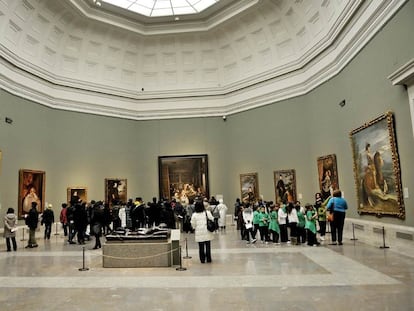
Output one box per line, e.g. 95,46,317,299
251,239,257,244
320,236,325,241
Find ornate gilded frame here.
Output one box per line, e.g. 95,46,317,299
273,169,296,204
350,111,404,219
240,172,260,204
158,154,209,201
67,186,88,205
105,178,127,205
18,169,45,219
317,154,339,201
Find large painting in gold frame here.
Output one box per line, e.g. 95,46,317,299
240,172,260,204
105,178,127,206
317,154,339,201
18,169,45,219
350,111,404,219
274,169,296,204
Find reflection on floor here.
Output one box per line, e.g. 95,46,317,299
0,225,413,311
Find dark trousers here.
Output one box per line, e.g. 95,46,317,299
198,241,211,263
252,224,259,239
244,227,253,241
94,234,101,248
258,226,269,241
331,212,346,243
297,226,306,243
269,230,279,243
6,237,17,251
62,223,68,236
289,222,297,238
319,220,327,236
280,224,288,242
44,223,52,239
307,230,317,246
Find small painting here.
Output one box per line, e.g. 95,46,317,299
67,187,88,205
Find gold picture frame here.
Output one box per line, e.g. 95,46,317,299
240,172,260,204
158,154,209,201
18,169,45,219
350,111,404,219
274,169,296,204
105,178,127,205
317,154,339,201
67,187,88,205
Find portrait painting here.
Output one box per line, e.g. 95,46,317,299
240,173,260,204
18,169,45,219
274,169,296,204
350,111,404,219
105,178,127,205
67,187,88,205
317,154,339,201
159,154,209,202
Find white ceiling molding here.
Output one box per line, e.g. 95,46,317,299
69,0,259,35
0,0,409,120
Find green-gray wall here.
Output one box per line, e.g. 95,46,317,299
1,1,413,226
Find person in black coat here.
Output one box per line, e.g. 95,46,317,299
41,204,55,240
160,201,176,229
90,202,105,249
25,202,39,248
73,202,88,244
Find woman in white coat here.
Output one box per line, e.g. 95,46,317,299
217,199,228,231
191,201,214,263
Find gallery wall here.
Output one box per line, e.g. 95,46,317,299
0,1,413,226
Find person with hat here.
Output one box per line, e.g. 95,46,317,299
41,203,55,240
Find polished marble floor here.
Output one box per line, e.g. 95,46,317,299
0,225,413,311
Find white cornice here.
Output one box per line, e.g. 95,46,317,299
0,0,409,120
388,59,414,86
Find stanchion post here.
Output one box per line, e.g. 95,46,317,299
183,238,192,259
379,226,390,249
79,246,90,271
350,223,358,241
176,246,187,271
20,227,27,241
54,222,60,236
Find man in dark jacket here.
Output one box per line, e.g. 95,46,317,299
41,204,54,239
25,202,39,248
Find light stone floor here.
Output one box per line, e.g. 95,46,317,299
0,225,413,311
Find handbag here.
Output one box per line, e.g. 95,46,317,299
206,212,216,232
327,198,334,222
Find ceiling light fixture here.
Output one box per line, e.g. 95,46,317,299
93,0,102,7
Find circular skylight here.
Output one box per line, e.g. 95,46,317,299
100,0,220,17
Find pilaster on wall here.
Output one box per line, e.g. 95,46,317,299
388,58,414,139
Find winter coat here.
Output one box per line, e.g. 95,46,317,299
41,208,54,225
217,203,228,227
191,211,214,243
25,207,39,230
4,213,17,238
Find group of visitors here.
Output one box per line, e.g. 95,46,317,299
234,189,347,247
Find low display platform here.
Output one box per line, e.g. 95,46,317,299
102,229,180,268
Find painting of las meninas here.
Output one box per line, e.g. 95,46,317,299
350,111,404,219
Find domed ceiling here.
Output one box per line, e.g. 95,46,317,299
0,0,407,120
